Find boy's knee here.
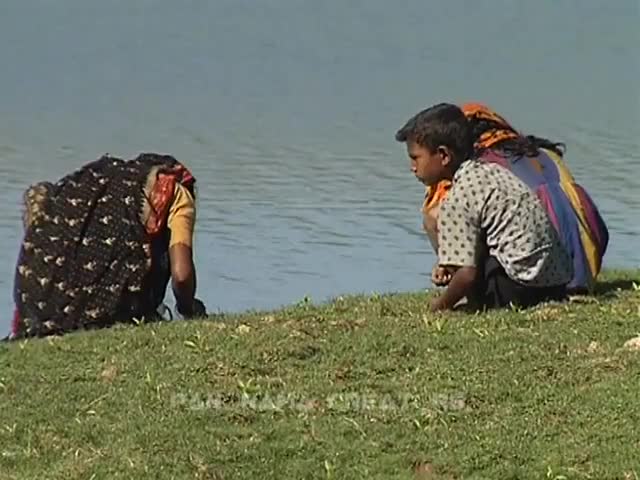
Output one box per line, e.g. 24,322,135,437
423,208,439,251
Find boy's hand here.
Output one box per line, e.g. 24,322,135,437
431,264,452,286
429,266,477,312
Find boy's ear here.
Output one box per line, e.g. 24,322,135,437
437,145,452,167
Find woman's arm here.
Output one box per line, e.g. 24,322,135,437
169,243,200,315
166,183,206,317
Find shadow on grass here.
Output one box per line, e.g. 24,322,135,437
592,278,638,298
449,278,638,314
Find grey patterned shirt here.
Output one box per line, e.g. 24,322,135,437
437,159,573,287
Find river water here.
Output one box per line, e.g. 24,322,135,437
1,0,638,334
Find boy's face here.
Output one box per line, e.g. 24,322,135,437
407,141,450,186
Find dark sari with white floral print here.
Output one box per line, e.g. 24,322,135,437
13,153,178,338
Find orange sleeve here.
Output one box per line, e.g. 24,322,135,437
167,183,196,248
422,180,453,213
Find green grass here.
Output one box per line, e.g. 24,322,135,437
1,270,639,479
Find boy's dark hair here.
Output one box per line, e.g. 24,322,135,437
395,103,473,162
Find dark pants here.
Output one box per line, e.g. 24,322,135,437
470,257,567,310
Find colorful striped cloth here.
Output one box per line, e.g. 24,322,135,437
423,103,609,292
479,147,609,291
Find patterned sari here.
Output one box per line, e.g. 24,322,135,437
423,103,609,292
12,153,196,338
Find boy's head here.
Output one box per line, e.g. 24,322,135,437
395,103,472,185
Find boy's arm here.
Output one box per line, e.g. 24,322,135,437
430,266,477,311
431,185,482,311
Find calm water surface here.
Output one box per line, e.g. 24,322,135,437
1,1,639,334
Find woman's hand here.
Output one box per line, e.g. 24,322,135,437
177,297,207,318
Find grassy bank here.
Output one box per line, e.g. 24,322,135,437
1,270,639,479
